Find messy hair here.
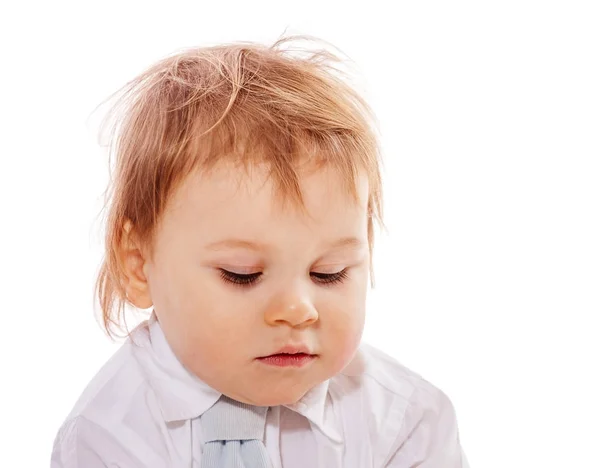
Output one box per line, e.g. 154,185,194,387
93,35,386,339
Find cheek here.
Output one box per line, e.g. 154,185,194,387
175,316,250,386
182,286,264,359
153,271,250,357
325,301,366,369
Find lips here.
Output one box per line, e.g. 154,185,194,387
256,344,317,367
266,344,313,357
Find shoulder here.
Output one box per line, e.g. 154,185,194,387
341,341,456,415
62,335,147,424
330,342,457,464
52,322,165,467
336,341,441,401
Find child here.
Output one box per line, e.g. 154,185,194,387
51,35,470,467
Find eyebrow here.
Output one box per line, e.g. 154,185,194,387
204,236,366,252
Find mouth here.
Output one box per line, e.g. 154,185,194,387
256,345,317,368
257,353,317,367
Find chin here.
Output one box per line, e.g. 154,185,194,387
244,386,310,407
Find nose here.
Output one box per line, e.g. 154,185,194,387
263,288,319,328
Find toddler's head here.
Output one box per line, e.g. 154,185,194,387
95,36,384,406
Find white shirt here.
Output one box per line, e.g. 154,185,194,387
51,315,470,467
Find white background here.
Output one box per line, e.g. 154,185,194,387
1,1,599,466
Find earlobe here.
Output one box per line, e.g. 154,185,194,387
120,220,153,309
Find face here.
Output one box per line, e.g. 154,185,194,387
132,161,370,406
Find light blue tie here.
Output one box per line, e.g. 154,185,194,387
200,395,273,467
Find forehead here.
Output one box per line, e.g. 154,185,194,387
164,161,369,237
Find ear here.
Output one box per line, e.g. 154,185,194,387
120,219,153,309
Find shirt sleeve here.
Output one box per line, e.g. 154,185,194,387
384,386,470,468
51,416,143,468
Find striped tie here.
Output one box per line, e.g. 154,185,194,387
200,395,273,467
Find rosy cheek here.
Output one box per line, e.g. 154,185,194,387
331,323,363,369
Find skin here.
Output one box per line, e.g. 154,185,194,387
121,161,370,406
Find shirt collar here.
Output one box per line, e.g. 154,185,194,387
283,377,341,442
131,313,221,422
131,312,341,443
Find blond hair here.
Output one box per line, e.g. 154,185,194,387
93,35,386,339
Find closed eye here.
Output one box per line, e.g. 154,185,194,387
310,269,349,285
218,268,349,288
219,270,262,286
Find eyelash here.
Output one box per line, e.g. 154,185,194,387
218,268,349,287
